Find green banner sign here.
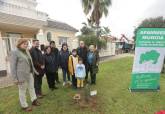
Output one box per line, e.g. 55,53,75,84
130,28,165,91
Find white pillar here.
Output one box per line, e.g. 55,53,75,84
37,29,48,45
0,31,7,76
111,42,115,55
72,38,78,50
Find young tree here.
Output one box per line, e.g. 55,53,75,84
78,23,109,49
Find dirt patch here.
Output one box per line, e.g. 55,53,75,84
72,89,103,113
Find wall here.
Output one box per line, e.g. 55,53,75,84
44,28,78,50
0,1,48,23
99,42,116,57
1,0,37,10
1,30,35,38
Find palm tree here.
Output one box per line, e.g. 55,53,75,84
80,22,95,35
81,0,111,37
81,0,111,27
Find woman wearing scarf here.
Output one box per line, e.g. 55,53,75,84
10,39,40,112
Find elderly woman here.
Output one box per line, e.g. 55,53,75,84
87,45,100,85
10,39,40,112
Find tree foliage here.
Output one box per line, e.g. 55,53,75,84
81,0,112,27
134,16,165,37
139,16,165,28
100,26,111,36
80,23,95,35
78,34,107,49
78,23,110,49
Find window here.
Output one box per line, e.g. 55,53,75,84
34,34,37,39
58,36,68,45
6,33,21,51
47,32,52,42
4,39,11,55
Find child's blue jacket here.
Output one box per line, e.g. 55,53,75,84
75,64,86,79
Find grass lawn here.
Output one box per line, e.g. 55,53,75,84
0,57,165,114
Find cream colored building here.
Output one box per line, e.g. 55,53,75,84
0,0,78,77
99,42,116,57
43,19,78,50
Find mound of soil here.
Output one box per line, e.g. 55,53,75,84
72,90,101,113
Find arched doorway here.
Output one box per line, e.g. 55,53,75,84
47,32,52,42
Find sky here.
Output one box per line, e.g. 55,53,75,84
37,0,165,39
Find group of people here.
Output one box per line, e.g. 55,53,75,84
10,39,99,112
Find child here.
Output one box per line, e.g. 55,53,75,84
68,49,79,88
75,58,86,88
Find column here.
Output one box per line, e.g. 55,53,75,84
72,38,78,50
112,42,116,55
37,29,48,45
0,31,7,77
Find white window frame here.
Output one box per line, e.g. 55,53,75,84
58,36,68,45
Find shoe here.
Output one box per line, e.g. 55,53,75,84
32,99,41,106
68,81,72,85
63,82,66,86
54,86,58,89
91,82,96,85
56,81,61,84
72,86,77,89
50,88,55,91
85,80,89,84
41,93,46,96
36,94,43,99
22,107,32,112
51,87,58,90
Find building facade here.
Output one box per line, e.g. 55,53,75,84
43,19,78,50
0,0,78,77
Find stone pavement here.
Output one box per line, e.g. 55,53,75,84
0,76,13,88
0,53,134,88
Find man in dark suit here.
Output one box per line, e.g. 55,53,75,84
50,41,60,83
30,40,45,98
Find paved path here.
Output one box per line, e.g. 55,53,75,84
101,53,134,63
0,53,134,88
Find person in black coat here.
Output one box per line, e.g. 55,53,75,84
30,40,45,98
77,41,88,82
44,46,58,90
50,41,60,83
59,43,71,86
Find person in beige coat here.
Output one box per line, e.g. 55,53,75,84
10,39,40,112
